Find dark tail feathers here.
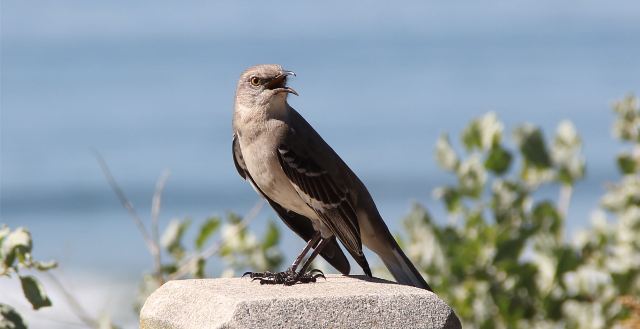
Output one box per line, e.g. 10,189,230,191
379,240,432,291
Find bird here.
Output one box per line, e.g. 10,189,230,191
231,64,432,291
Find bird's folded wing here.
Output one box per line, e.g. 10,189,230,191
232,134,351,274
276,144,363,257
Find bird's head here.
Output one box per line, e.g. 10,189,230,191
235,64,298,108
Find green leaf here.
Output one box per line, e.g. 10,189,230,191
160,263,178,274
194,257,206,278
462,120,483,151
554,247,581,282
531,201,561,235
484,145,512,175
195,217,221,250
1,228,33,269
0,303,27,329
617,153,638,175
514,125,552,169
161,219,191,260
34,260,58,271
494,237,526,263
611,270,638,292
262,221,280,249
226,212,242,224
436,187,462,213
557,167,576,185
543,296,564,320
19,275,52,310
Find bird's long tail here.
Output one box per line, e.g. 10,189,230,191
379,238,433,291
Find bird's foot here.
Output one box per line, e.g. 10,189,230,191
243,269,325,285
242,269,294,283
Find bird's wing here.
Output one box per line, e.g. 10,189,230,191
232,134,351,275
276,134,371,275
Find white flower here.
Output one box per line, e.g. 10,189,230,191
531,252,555,291
573,228,590,248
563,264,611,296
492,180,517,210
471,281,493,324
590,211,609,233
221,224,242,250
435,134,459,171
478,112,503,150
457,154,487,191
563,300,606,329
602,176,640,212
555,120,580,148
406,223,446,269
523,167,554,187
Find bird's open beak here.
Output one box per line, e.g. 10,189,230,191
266,71,298,96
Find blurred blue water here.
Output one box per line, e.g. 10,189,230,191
1,1,640,277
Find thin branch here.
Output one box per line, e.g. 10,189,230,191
151,170,170,284
43,272,99,329
94,151,156,255
557,184,573,242
558,185,572,218
167,200,264,281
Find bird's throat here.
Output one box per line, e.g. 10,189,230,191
266,97,290,119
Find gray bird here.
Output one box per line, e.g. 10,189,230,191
232,64,432,291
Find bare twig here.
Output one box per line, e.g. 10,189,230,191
151,170,170,284
43,272,99,328
558,185,572,218
167,200,264,281
557,184,573,241
94,151,156,255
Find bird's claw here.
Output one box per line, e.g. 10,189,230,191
243,271,274,279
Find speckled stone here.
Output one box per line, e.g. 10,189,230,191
140,275,461,329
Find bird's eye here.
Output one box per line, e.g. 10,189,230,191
250,76,260,86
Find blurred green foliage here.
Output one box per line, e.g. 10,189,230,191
0,225,57,329
400,94,639,329
134,210,284,312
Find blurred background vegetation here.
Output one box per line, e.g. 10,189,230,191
3,1,640,328
399,95,640,329
2,95,638,329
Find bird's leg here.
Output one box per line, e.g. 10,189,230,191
247,236,330,285
243,232,321,282
281,237,331,285
287,232,321,273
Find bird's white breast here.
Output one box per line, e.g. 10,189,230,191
237,127,319,221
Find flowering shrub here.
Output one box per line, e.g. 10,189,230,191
400,95,639,328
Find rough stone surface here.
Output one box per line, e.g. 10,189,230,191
140,275,461,329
